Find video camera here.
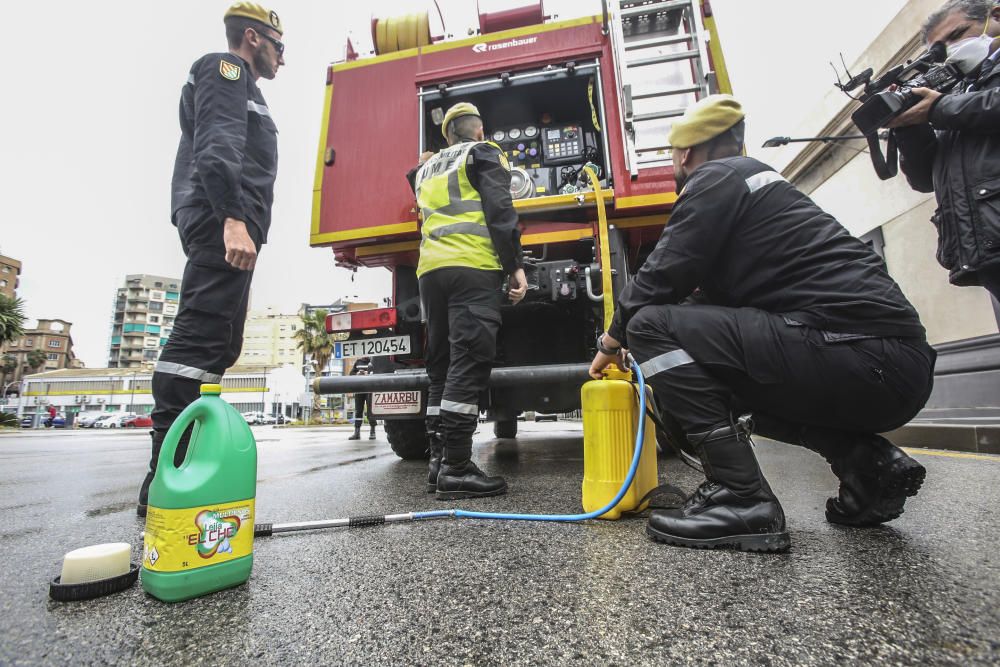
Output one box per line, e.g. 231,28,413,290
837,42,963,179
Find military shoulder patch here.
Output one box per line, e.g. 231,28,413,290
497,152,511,172
219,60,241,81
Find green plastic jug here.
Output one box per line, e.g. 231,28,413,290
141,383,257,602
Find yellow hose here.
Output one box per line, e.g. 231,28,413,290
374,13,431,54
583,166,614,331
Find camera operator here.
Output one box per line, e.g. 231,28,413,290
888,0,1000,298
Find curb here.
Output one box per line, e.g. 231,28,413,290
885,423,1000,456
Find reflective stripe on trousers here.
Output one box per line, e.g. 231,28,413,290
154,360,223,383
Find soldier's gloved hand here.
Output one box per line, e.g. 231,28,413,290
508,268,527,304
223,218,258,271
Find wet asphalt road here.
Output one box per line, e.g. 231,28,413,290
0,423,998,666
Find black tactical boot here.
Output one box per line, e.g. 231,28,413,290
824,435,925,526
753,416,925,526
436,438,507,500
348,422,361,440
137,430,165,517
369,424,376,440
426,430,444,493
647,421,790,552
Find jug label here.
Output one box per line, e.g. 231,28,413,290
143,499,254,572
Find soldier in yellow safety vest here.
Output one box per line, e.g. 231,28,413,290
406,102,527,499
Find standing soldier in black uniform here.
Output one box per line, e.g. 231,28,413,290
348,356,377,440
407,103,527,499
137,2,284,516
590,95,935,552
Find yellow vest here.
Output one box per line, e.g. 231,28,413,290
415,141,503,277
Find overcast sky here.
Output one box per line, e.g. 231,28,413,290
2,0,907,367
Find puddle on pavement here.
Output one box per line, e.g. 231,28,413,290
259,453,393,484
85,500,135,517
0,526,42,539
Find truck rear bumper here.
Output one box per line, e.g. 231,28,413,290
314,363,592,394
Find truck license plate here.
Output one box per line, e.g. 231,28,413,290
372,391,422,415
338,335,410,358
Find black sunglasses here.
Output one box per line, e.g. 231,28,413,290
253,29,284,56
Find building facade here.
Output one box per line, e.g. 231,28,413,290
0,254,21,300
2,319,81,392
16,365,307,423
236,308,305,368
108,274,181,370
764,0,999,446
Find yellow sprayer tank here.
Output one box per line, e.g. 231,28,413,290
581,368,658,519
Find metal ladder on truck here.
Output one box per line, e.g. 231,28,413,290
607,0,721,176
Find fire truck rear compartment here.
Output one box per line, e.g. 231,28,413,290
421,61,610,200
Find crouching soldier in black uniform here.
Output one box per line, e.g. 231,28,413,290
137,2,284,516
407,103,527,499
590,95,936,552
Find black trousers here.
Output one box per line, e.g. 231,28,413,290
354,394,375,427
419,267,503,459
625,304,936,441
978,265,1000,303
151,206,258,433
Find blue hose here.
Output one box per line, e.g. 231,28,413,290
412,356,648,523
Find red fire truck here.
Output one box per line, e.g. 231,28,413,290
311,0,732,459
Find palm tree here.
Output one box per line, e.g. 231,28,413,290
0,354,16,386
25,350,47,375
0,295,25,346
294,309,333,419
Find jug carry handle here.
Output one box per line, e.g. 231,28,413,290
157,400,211,472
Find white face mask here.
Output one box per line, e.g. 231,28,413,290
946,33,995,74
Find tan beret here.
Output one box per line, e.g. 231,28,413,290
225,2,283,36
668,95,744,149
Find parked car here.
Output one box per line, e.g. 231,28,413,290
98,413,134,428
92,414,118,428
122,414,153,428
20,416,34,428
77,412,108,428
241,411,264,425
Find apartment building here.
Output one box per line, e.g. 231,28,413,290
3,319,81,387
0,254,20,300
108,274,181,370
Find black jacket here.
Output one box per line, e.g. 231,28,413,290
608,156,925,346
407,142,523,274
171,53,279,242
894,53,1000,285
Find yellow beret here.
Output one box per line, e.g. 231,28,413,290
441,102,481,140
225,2,283,36
668,95,744,149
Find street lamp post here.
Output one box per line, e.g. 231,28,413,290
261,366,268,415
1,380,18,409
129,371,137,413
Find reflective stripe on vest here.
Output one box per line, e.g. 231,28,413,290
415,141,502,277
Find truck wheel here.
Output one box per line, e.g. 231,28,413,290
384,419,430,460
493,419,517,439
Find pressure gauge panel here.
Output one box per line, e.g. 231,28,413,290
492,130,506,142
524,125,538,139
508,127,522,140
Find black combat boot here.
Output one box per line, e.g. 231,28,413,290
647,420,790,552
369,423,377,440
426,430,444,493
753,415,925,526
436,441,507,500
348,422,361,440
137,430,166,517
